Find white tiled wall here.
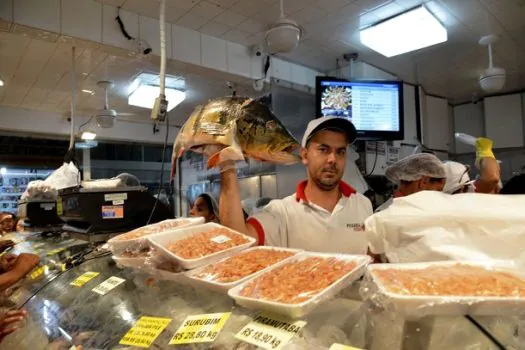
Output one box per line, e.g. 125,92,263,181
13,0,60,33
452,93,525,181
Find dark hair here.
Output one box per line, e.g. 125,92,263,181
197,194,215,212
500,174,525,194
0,212,18,231
400,177,444,186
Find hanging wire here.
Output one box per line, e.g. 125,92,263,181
69,46,76,151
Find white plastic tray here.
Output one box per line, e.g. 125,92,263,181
112,256,149,270
365,261,525,317
147,222,256,270
185,246,303,293
107,217,204,254
228,252,371,319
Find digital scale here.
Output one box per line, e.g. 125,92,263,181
58,185,173,242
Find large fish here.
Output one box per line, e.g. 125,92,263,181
170,96,301,178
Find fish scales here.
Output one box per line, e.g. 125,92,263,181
170,96,301,179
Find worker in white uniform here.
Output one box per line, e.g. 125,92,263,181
375,153,446,212
442,161,476,194
219,116,373,254
443,137,501,194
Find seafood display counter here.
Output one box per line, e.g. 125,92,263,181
0,232,522,350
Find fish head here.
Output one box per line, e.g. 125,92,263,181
237,100,301,165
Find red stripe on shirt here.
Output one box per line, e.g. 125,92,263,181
246,217,265,246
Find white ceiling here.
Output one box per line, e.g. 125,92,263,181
1,0,525,128
94,0,525,103
0,28,261,127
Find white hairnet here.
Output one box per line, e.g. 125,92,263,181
385,153,446,182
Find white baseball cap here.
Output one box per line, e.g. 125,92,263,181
301,116,357,148
443,161,475,194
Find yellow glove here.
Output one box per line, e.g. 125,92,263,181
475,137,495,168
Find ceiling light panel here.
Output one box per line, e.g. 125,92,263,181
128,85,185,111
360,6,448,57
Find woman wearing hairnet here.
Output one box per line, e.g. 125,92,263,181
190,193,219,223
376,153,446,212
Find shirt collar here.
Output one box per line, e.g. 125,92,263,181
295,180,356,203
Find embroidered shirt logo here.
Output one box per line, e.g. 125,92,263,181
347,223,365,232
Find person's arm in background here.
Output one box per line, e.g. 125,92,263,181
219,163,258,240
0,253,40,292
474,138,501,194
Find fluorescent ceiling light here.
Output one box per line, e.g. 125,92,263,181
360,6,447,57
75,140,98,149
0,167,6,175
0,80,4,87
128,84,185,111
81,130,97,140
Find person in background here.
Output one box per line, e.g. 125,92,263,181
0,252,39,343
0,309,28,342
0,213,16,236
443,138,501,195
219,116,373,255
0,252,40,291
443,161,475,194
499,173,525,194
472,137,501,194
254,197,272,211
375,153,446,212
189,193,219,223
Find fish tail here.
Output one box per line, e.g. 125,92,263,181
170,147,185,180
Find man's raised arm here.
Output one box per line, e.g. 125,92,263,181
219,164,258,241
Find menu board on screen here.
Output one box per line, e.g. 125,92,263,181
315,77,404,141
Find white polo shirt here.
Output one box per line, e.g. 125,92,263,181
246,180,373,254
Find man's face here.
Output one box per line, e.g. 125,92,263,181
301,129,348,191
418,176,446,192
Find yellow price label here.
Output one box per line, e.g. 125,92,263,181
119,316,172,348
170,312,231,345
56,197,63,216
47,247,66,256
235,314,306,350
30,265,49,279
60,263,67,272
70,271,99,287
329,344,365,350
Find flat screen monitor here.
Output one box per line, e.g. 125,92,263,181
315,77,404,141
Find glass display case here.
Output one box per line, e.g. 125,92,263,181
0,232,521,350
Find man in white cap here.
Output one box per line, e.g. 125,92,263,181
218,117,373,254
443,137,501,195
443,161,476,194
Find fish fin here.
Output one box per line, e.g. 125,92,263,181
207,145,244,169
207,152,221,169
254,94,272,107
